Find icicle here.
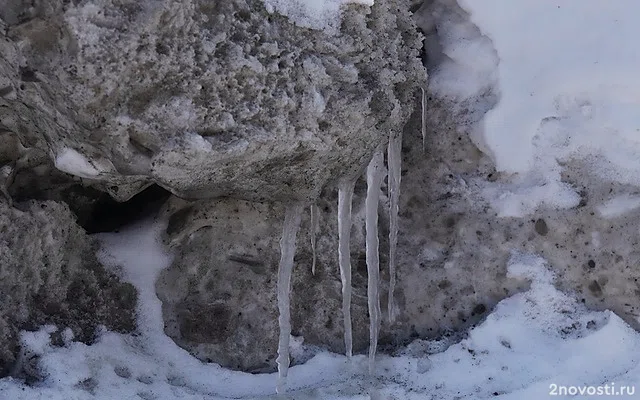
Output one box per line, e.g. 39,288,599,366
310,204,319,275
387,131,402,323
365,149,384,374
276,203,304,394
338,180,355,358
421,87,428,151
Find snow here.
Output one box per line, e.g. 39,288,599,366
276,204,305,393
426,6,497,101
262,0,374,32
54,148,102,179
338,180,356,358
365,149,384,373
3,229,640,399
184,132,213,153
447,0,640,217
597,194,640,219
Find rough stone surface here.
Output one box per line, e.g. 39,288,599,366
157,90,640,372
0,0,425,203
0,200,137,377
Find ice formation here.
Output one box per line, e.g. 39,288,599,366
338,180,356,358
276,204,304,393
421,87,427,150
387,132,402,323
54,148,101,178
365,149,384,373
310,204,319,275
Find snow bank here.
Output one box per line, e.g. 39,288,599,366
424,3,497,101
262,0,374,32
434,0,640,217
2,223,640,399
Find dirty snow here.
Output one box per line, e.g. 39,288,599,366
1,220,640,399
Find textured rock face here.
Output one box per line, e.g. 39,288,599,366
158,195,378,372
156,92,640,373
156,0,640,370
0,200,137,376
0,0,425,203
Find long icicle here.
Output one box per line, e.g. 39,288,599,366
366,149,384,374
338,180,356,358
387,131,402,323
276,203,304,394
310,204,319,275
421,87,428,151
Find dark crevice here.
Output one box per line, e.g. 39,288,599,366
83,184,171,234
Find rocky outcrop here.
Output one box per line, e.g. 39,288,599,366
0,200,136,377
0,0,427,376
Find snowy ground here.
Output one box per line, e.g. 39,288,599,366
449,0,640,218
4,0,640,399
1,221,639,399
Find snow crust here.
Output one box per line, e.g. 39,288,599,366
262,0,374,32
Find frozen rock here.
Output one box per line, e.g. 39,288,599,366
0,0,425,203
0,200,136,377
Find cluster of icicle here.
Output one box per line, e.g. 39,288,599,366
274,102,426,392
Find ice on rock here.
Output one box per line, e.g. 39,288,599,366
366,149,384,373
310,204,319,275
338,180,356,357
387,131,402,323
276,203,304,394
55,148,101,178
421,87,428,150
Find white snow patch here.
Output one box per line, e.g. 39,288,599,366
426,10,497,101
54,148,102,178
184,132,213,153
262,0,373,32
456,0,640,217
482,176,580,218
597,194,640,219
